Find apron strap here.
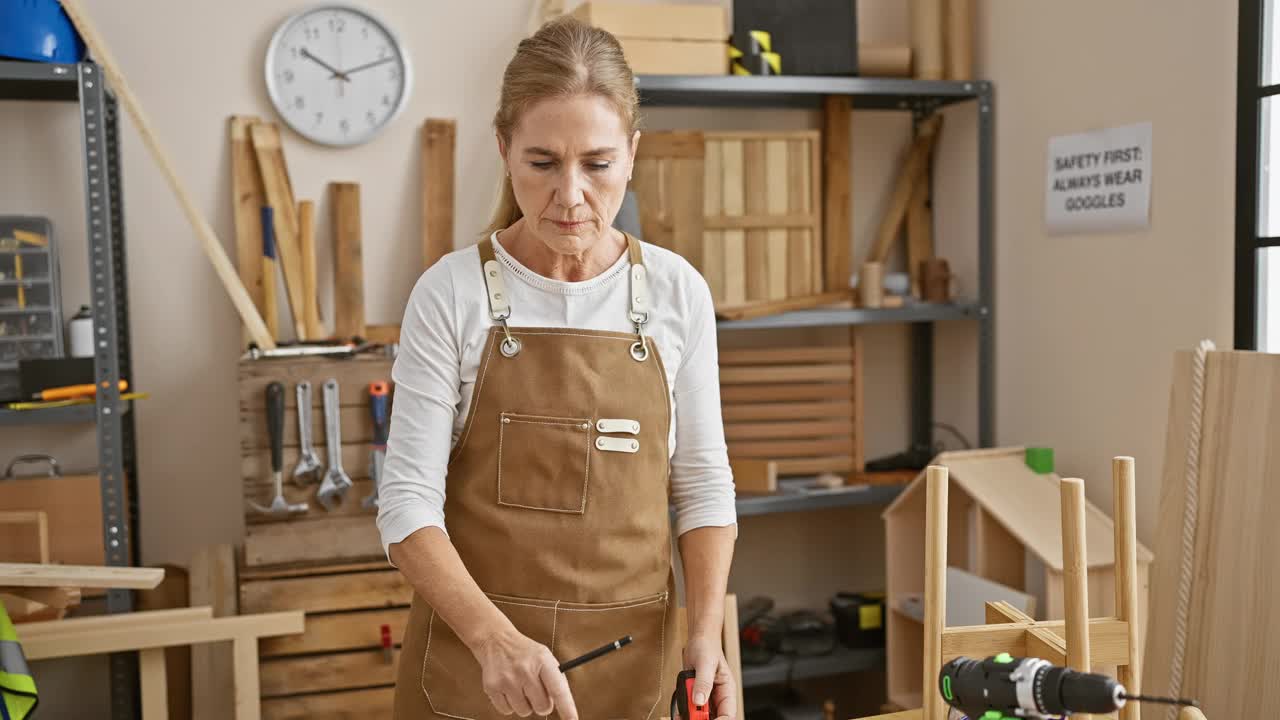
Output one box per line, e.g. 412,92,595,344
477,238,521,357
623,233,651,362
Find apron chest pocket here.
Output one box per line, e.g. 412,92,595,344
498,412,592,514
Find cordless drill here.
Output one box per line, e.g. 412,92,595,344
939,654,1197,719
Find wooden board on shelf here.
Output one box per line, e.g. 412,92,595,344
721,333,862,480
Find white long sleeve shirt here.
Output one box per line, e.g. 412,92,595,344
376,234,737,557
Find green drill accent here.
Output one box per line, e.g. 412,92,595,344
942,675,953,700
995,652,1014,664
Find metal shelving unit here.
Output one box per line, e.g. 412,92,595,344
1,58,139,719
637,73,994,691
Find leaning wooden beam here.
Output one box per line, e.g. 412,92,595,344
57,0,275,349
869,115,943,265
0,562,163,590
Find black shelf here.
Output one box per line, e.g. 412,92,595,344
0,402,130,427
0,59,81,102
736,479,905,517
718,302,986,331
742,646,885,688
636,74,988,110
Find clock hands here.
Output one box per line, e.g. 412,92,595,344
299,47,350,82
338,55,396,77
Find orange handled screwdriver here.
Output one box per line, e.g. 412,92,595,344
33,380,128,401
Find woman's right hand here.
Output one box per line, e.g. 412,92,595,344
472,628,579,719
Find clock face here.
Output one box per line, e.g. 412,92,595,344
265,5,412,146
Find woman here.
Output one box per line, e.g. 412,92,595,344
379,16,737,720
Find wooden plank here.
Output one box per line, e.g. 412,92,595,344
728,459,777,494
922,467,948,720
765,139,789,301
703,139,725,303
632,156,669,250
726,438,852,459
720,364,853,385
724,420,853,441
939,623,1026,662
330,182,366,340
788,138,814,297
713,289,851,321
190,544,236,720
668,154,705,270
635,130,704,159
245,479,378,525
137,564,192,720
422,119,457,271
23,611,304,659
249,122,308,340
743,139,769,301
0,563,162,590
297,199,324,339
229,116,266,345
140,647,170,720
870,115,942,265
243,515,383,568
722,594,746,720
260,607,409,658
722,401,854,422
238,356,393,410
0,511,48,563
261,686,394,720
241,405,371,449
822,96,852,293
1,585,79,611
985,600,1034,625
17,607,212,638
720,382,852,403
364,324,400,344
261,647,400,697
704,214,820,230
850,327,865,472
234,636,261,720
906,158,932,298
775,457,854,475
719,347,853,365
240,570,410,615
238,560,389,583
721,139,747,305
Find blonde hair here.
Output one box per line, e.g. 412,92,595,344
483,16,641,237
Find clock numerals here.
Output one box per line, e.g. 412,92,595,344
294,95,305,110
339,118,351,135
282,69,295,84
314,111,325,126
366,110,378,127
381,93,391,107
303,25,319,41
329,16,346,33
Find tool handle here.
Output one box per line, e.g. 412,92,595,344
38,380,127,401
296,382,314,451
369,381,390,446
267,381,285,474
324,378,343,468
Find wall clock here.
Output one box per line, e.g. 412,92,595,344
265,5,412,147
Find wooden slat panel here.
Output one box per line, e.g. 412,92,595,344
243,516,383,568
723,420,853,441
241,406,371,449
706,130,822,141
239,357,392,410
703,140,725,303
722,401,853,421
260,607,410,658
775,456,854,475
243,443,368,481
765,139,789,301
743,139,769,301
812,137,825,293
704,214,820,230
822,97,852,293
788,138,814,296
634,131,704,159
720,383,852,403
239,560,389,582
720,139,747,305
244,479,378,525
262,686,394,720
719,364,852,384
240,570,410,615
726,438,853,459
719,347,853,365
668,155,704,270
261,648,400,697
632,156,669,251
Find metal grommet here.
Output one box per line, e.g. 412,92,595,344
500,337,522,357
596,438,607,448
630,341,649,362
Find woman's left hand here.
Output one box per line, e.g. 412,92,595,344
683,633,738,720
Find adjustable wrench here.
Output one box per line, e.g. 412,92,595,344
363,381,390,509
316,378,353,509
291,381,323,484
248,381,308,516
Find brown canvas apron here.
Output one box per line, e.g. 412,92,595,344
394,234,682,719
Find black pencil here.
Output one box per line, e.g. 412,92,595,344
558,635,633,673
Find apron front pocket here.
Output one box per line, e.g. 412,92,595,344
498,412,592,514
554,592,670,720
421,594,558,719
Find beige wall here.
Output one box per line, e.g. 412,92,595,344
0,0,1238,712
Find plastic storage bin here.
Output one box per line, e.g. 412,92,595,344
0,216,64,400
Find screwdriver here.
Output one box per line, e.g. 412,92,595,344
939,654,1198,719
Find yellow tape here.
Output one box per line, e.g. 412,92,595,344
762,51,781,75
749,30,772,53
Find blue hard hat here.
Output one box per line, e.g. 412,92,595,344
0,0,86,63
